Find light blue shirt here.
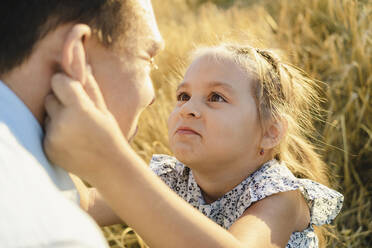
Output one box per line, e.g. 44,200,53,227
0,80,108,247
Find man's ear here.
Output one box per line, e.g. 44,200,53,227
260,118,288,150
61,24,91,84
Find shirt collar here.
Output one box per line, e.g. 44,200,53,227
0,80,77,201
0,80,44,157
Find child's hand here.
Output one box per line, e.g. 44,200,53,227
43,67,127,184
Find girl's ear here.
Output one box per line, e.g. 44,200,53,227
61,24,91,84
260,118,288,150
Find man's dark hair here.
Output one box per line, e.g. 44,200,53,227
0,1,128,75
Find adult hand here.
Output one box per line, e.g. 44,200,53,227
43,67,128,183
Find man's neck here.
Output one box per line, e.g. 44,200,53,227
1,54,54,125
0,24,74,125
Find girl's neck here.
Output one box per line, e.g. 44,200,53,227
191,158,269,204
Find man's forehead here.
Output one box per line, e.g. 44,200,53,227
116,0,163,55
127,0,155,21
136,0,153,11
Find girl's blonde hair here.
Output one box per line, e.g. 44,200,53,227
192,44,332,247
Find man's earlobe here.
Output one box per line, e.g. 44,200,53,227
61,24,91,84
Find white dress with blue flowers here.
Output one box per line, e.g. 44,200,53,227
150,154,343,248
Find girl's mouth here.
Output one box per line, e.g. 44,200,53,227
176,126,200,136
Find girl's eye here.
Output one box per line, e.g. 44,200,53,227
177,92,190,101
209,92,226,102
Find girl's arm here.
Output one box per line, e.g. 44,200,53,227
44,73,307,248
229,190,310,247
70,174,123,226
88,144,306,248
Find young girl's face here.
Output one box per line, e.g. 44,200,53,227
168,53,263,171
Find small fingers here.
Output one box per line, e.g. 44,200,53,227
44,94,62,119
51,73,91,107
84,65,108,111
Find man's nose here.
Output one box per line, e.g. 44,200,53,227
150,37,165,58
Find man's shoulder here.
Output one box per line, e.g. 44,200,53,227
0,123,108,248
0,122,44,175
0,122,32,161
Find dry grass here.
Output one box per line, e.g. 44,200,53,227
104,0,372,247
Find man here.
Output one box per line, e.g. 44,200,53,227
0,0,164,247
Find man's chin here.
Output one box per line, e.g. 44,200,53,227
127,126,139,143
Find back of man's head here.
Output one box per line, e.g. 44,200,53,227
0,0,131,76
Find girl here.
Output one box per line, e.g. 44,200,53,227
44,44,343,248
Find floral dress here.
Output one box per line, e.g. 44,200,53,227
150,154,343,248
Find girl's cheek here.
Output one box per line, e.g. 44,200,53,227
167,109,178,129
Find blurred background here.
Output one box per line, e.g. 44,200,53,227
102,0,371,247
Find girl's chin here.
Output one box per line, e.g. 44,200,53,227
171,143,195,155
172,149,201,165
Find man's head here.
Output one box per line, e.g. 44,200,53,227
0,0,128,75
0,0,164,139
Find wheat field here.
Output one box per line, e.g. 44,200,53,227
102,0,372,247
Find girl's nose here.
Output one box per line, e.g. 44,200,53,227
179,100,201,119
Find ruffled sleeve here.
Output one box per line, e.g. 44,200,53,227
296,179,343,226
149,154,186,189
238,160,343,227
